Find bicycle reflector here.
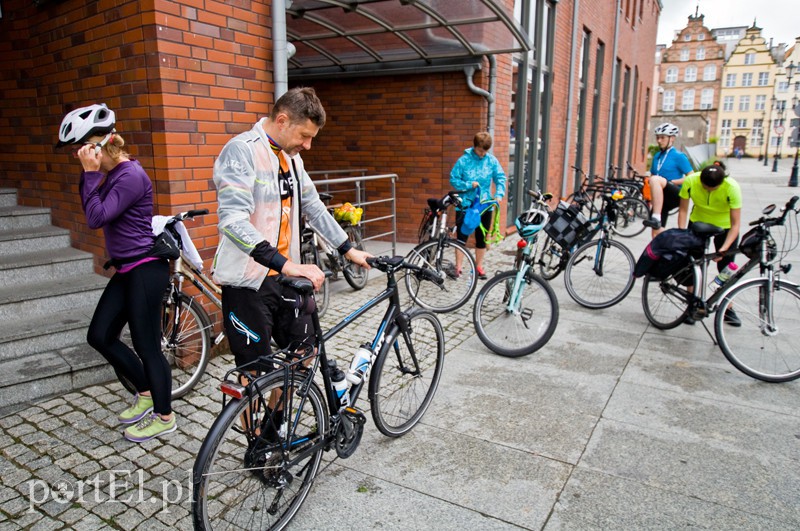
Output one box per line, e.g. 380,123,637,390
517,239,527,249
220,381,246,399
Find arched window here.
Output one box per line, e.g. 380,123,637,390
703,64,716,81
665,67,678,83
684,66,697,82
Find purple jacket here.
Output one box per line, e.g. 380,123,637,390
79,159,155,261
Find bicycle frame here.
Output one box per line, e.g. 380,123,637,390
168,253,222,343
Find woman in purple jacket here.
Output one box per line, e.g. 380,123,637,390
57,104,175,442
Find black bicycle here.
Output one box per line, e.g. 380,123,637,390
192,256,445,530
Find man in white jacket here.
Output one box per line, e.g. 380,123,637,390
212,87,370,366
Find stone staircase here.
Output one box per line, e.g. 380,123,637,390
0,188,112,411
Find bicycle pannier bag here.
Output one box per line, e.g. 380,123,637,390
544,201,588,249
461,186,483,234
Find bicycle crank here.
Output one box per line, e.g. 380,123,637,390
333,407,366,458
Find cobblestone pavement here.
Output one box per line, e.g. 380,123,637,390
2,157,799,529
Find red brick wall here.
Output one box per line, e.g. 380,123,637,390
302,56,513,242
0,0,273,270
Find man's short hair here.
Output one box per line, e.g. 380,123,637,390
272,87,326,128
473,132,492,150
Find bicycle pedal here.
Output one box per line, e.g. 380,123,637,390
343,407,366,425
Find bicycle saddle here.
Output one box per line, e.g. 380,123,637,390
277,275,315,295
690,222,725,238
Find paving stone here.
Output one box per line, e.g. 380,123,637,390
0,416,22,429
6,423,35,438
53,453,88,470
58,506,90,525
72,514,106,530
28,516,62,531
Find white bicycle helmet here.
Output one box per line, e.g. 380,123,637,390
654,122,680,137
56,103,116,147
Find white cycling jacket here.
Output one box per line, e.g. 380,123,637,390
212,118,348,290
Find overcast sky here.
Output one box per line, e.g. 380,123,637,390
656,0,800,48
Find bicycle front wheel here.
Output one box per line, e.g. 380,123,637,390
715,278,800,382
404,239,477,313
537,235,566,280
193,371,327,530
641,268,694,329
369,309,445,437
473,270,559,357
342,225,368,290
565,238,635,309
611,197,649,238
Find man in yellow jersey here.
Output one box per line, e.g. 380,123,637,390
212,87,371,365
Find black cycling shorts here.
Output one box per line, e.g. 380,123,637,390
222,275,314,367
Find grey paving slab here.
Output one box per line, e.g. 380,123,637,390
0,158,798,529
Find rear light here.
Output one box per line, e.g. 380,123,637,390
220,381,245,399
517,239,528,249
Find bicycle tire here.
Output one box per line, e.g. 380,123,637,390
342,225,368,290
404,238,477,313
301,237,328,317
369,309,445,437
641,268,694,329
714,278,800,382
611,197,649,238
192,371,327,530
473,270,559,357
564,238,635,309
118,292,212,399
537,234,566,281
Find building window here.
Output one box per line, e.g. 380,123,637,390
723,96,734,111
742,73,753,87
698,33,705,41
744,52,756,65
680,48,689,61
758,72,769,86
778,81,789,92
755,94,766,111
752,119,764,147
684,66,697,82
703,65,716,81
720,118,732,148
682,89,695,110
725,73,736,87
684,34,691,41
739,95,750,111
665,67,678,83
696,47,705,60
662,90,675,111
700,88,714,109
737,118,748,128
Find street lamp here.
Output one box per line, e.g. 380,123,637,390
761,110,767,164
771,95,778,172
786,60,798,187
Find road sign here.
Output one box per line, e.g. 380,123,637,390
775,125,785,135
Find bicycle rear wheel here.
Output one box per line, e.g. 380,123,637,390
369,309,445,437
342,225,368,290
715,278,800,382
473,270,559,357
564,238,635,309
641,268,695,329
537,235,566,280
119,291,212,399
611,197,649,238
193,371,327,530
404,239,477,313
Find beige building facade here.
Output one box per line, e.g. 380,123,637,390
716,24,778,157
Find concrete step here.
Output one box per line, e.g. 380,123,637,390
0,247,95,285
0,306,95,361
0,188,16,207
0,225,71,255
0,205,51,230
0,344,116,410
0,273,107,321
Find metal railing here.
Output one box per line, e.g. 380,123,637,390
308,169,398,257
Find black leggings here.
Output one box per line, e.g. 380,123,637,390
86,260,172,415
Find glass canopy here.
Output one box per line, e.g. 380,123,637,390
286,0,531,78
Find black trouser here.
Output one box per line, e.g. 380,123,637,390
456,209,494,249
688,222,739,273
87,260,172,415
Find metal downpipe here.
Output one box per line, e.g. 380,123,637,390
464,55,497,139
273,0,289,99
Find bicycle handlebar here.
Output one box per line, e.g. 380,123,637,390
367,256,444,286
748,196,799,227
